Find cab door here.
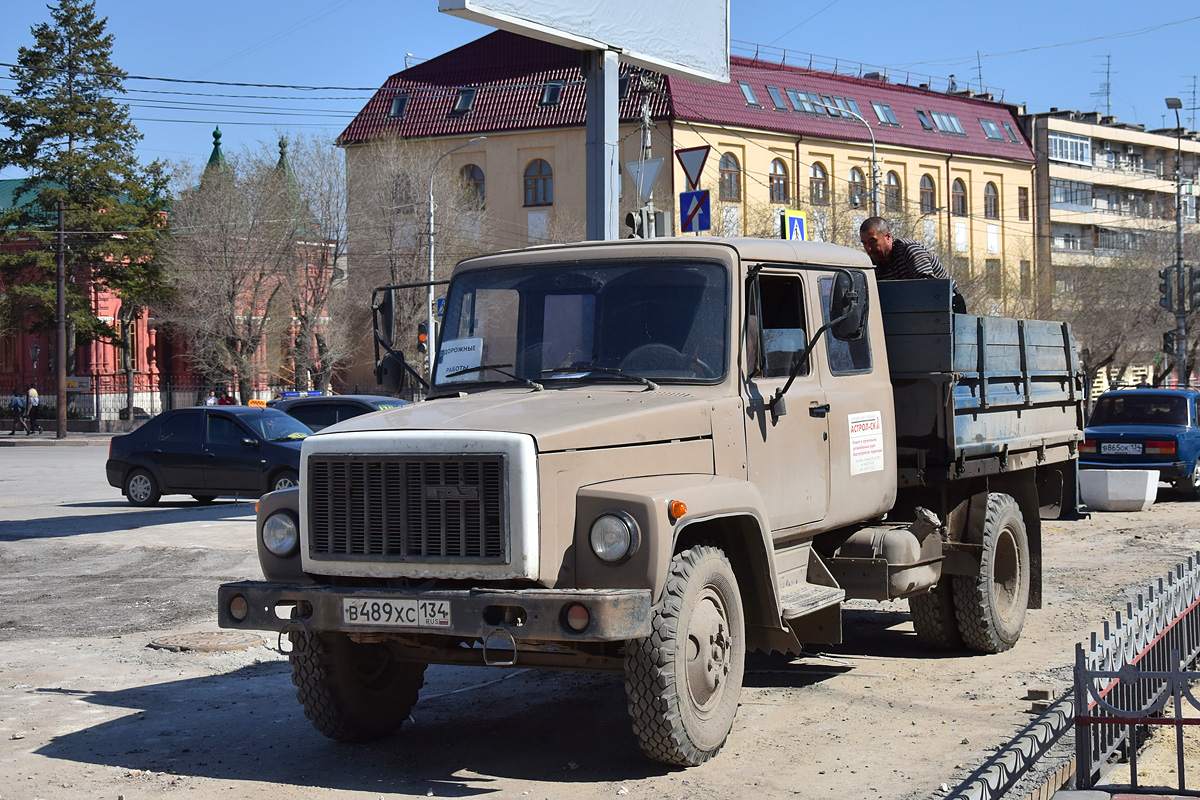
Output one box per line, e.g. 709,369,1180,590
742,270,830,530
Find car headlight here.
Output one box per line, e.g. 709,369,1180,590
262,511,299,557
589,511,640,564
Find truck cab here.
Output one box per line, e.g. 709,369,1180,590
219,238,1083,766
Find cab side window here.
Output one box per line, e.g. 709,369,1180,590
753,274,808,379
819,274,872,374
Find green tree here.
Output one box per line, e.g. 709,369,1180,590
0,0,168,417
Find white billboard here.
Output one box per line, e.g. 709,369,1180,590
439,0,730,84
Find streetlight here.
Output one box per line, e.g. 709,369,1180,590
427,136,486,382
1167,97,1186,386
810,100,880,217
29,341,39,390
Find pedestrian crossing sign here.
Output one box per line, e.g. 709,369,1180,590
781,210,807,241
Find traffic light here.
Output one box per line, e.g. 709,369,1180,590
1160,267,1175,311
1164,330,1178,355
417,321,428,354
1190,265,1200,311
625,209,648,238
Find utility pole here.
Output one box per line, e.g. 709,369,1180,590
640,73,657,237
56,200,66,438
1167,98,1188,386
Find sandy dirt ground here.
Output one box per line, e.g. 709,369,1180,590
3,447,1200,800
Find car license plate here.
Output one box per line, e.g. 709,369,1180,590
342,597,451,628
1101,442,1143,455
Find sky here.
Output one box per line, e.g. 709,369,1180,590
1,0,1198,180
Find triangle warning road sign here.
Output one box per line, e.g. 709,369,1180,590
624,157,664,204
675,146,711,190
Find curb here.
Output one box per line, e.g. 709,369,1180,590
0,434,113,447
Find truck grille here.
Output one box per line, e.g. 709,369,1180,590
307,455,507,561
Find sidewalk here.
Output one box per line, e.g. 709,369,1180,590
0,430,114,447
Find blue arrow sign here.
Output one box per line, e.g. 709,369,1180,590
680,190,711,233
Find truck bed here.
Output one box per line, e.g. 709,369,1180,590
878,279,1085,487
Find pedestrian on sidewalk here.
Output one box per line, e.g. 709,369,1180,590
26,387,41,433
8,388,30,435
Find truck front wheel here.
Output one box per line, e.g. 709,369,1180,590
953,493,1029,653
289,630,426,742
624,545,745,766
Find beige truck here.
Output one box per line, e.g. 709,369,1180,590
218,238,1084,766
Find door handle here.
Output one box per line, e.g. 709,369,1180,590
809,404,830,418
205,452,216,458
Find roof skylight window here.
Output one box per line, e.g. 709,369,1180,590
738,81,760,107
932,111,965,135
915,109,934,130
388,92,409,119
766,85,787,110
871,102,899,125
1002,121,1020,142
541,81,564,106
980,118,1005,141
452,87,477,114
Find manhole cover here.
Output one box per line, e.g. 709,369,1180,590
148,631,263,653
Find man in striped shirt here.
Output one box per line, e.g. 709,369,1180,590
859,216,966,312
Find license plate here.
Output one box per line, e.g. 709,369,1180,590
1101,442,1143,455
342,597,451,628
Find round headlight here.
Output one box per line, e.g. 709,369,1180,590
589,511,640,564
262,512,299,557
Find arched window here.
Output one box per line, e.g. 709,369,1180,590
984,181,1000,219
809,162,828,205
460,164,485,202
523,159,553,206
951,178,968,216
848,167,867,207
719,153,741,201
769,158,789,204
920,174,937,215
884,171,902,212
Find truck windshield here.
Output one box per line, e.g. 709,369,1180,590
1089,394,1189,427
434,260,729,387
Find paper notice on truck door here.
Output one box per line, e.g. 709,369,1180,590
848,410,884,475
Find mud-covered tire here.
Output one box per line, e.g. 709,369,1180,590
953,493,1029,653
624,545,745,766
289,630,426,742
125,468,160,507
908,582,963,650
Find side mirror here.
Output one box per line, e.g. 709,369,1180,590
377,352,407,394
375,289,395,349
830,271,869,341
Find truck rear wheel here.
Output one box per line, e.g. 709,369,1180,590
953,493,1029,653
289,630,426,742
908,582,963,650
624,545,745,766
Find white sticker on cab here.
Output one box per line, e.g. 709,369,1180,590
848,410,884,476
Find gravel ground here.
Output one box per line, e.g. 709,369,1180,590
3,447,1200,800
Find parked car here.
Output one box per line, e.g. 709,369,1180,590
267,394,406,432
1080,386,1200,497
106,406,312,507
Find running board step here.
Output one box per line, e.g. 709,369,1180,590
780,584,845,619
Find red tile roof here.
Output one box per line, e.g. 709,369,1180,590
339,32,1033,165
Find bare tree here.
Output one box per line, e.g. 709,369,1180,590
163,155,298,402
344,139,493,385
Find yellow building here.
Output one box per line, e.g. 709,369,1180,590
339,32,1039,324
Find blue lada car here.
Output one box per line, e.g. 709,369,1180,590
1081,387,1200,497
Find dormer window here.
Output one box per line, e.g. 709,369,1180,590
619,73,630,100
452,87,477,114
541,81,564,106
738,81,760,107
388,92,409,119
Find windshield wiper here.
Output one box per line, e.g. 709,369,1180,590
442,363,543,391
542,364,658,391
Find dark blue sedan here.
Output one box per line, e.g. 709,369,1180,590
106,406,312,506
1080,387,1200,497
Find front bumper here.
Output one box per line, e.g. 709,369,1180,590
217,581,652,642
1079,460,1185,479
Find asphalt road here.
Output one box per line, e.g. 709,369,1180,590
3,447,1200,800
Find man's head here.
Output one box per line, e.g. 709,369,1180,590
859,216,893,266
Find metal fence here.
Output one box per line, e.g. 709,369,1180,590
1074,552,1200,792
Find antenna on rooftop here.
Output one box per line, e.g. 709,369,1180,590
1091,54,1113,116
974,52,983,93
1186,75,1197,130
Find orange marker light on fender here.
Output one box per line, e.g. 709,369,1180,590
668,500,687,522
